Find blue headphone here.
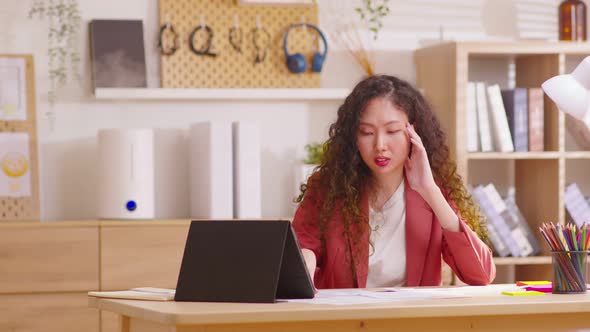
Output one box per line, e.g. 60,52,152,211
283,23,328,74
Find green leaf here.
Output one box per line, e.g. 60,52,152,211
304,142,326,165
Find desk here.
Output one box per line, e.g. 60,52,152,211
89,289,590,332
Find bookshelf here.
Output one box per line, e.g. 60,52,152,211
415,41,590,283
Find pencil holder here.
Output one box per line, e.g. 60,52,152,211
551,250,589,294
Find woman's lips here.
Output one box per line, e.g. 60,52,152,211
374,157,390,167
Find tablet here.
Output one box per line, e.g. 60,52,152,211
174,220,314,303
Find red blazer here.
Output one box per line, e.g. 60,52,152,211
292,177,496,288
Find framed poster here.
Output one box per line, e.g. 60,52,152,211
0,57,27,121
0,54,40,221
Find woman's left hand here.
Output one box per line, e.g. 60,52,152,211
404,123,437,196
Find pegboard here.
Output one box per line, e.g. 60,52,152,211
159,0,321,88
0,55,40,221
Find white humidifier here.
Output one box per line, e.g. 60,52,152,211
97,128,155,219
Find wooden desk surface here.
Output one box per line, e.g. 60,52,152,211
88,290,590,326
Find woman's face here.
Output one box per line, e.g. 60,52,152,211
356,97,410,178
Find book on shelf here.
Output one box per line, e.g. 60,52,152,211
189,122,234,219
564,183,590,228
470,185,511,257
471,184,537,257
527,88,544,152
501,88,529,152
486,85,514,153
505,187,541,256
475,82,494,152
482,184,532,257
466,82,480,152
232,122,262,218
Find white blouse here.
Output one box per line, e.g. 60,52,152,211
366,180,407,288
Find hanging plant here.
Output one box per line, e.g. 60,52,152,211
355,0,391,40
28,0,81,108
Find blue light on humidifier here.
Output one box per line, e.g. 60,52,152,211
126,200,137,212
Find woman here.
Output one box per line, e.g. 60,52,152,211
293,75,495,289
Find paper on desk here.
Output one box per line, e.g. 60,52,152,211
381,284,524,298
284,288,464,305
131,287,176,295
448,284,523,296
88,287,175,301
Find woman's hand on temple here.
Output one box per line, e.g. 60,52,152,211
404,123,437,197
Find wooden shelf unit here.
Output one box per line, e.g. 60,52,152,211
415,41,590,282
93,88,351,101
467,152,561,160
493,256,551,266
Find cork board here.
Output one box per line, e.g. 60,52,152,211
0,55,40,221
159,0,321,88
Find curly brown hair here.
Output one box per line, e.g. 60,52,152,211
296,75,488,277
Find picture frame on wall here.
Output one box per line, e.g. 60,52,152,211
0,54,40,221
89,19,147,89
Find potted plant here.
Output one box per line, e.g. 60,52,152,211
328,0,391,76
294,142,325,199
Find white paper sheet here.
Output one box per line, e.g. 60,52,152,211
130,287,176,295
444,284,523,296
0,58,27,120
0,133,31,197
284,288,465,305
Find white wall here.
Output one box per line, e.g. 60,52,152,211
0,0,562,221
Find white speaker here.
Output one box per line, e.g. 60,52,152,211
98,128,155,219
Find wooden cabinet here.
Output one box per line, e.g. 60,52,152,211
0,293,99,332
415,41,590,283
98,221,190,332
100,221,189,290
0,220,191,332
0,222,99,293
0,223,100,332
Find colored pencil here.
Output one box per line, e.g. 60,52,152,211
539,222,589,293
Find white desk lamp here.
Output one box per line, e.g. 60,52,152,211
542,56,590,126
